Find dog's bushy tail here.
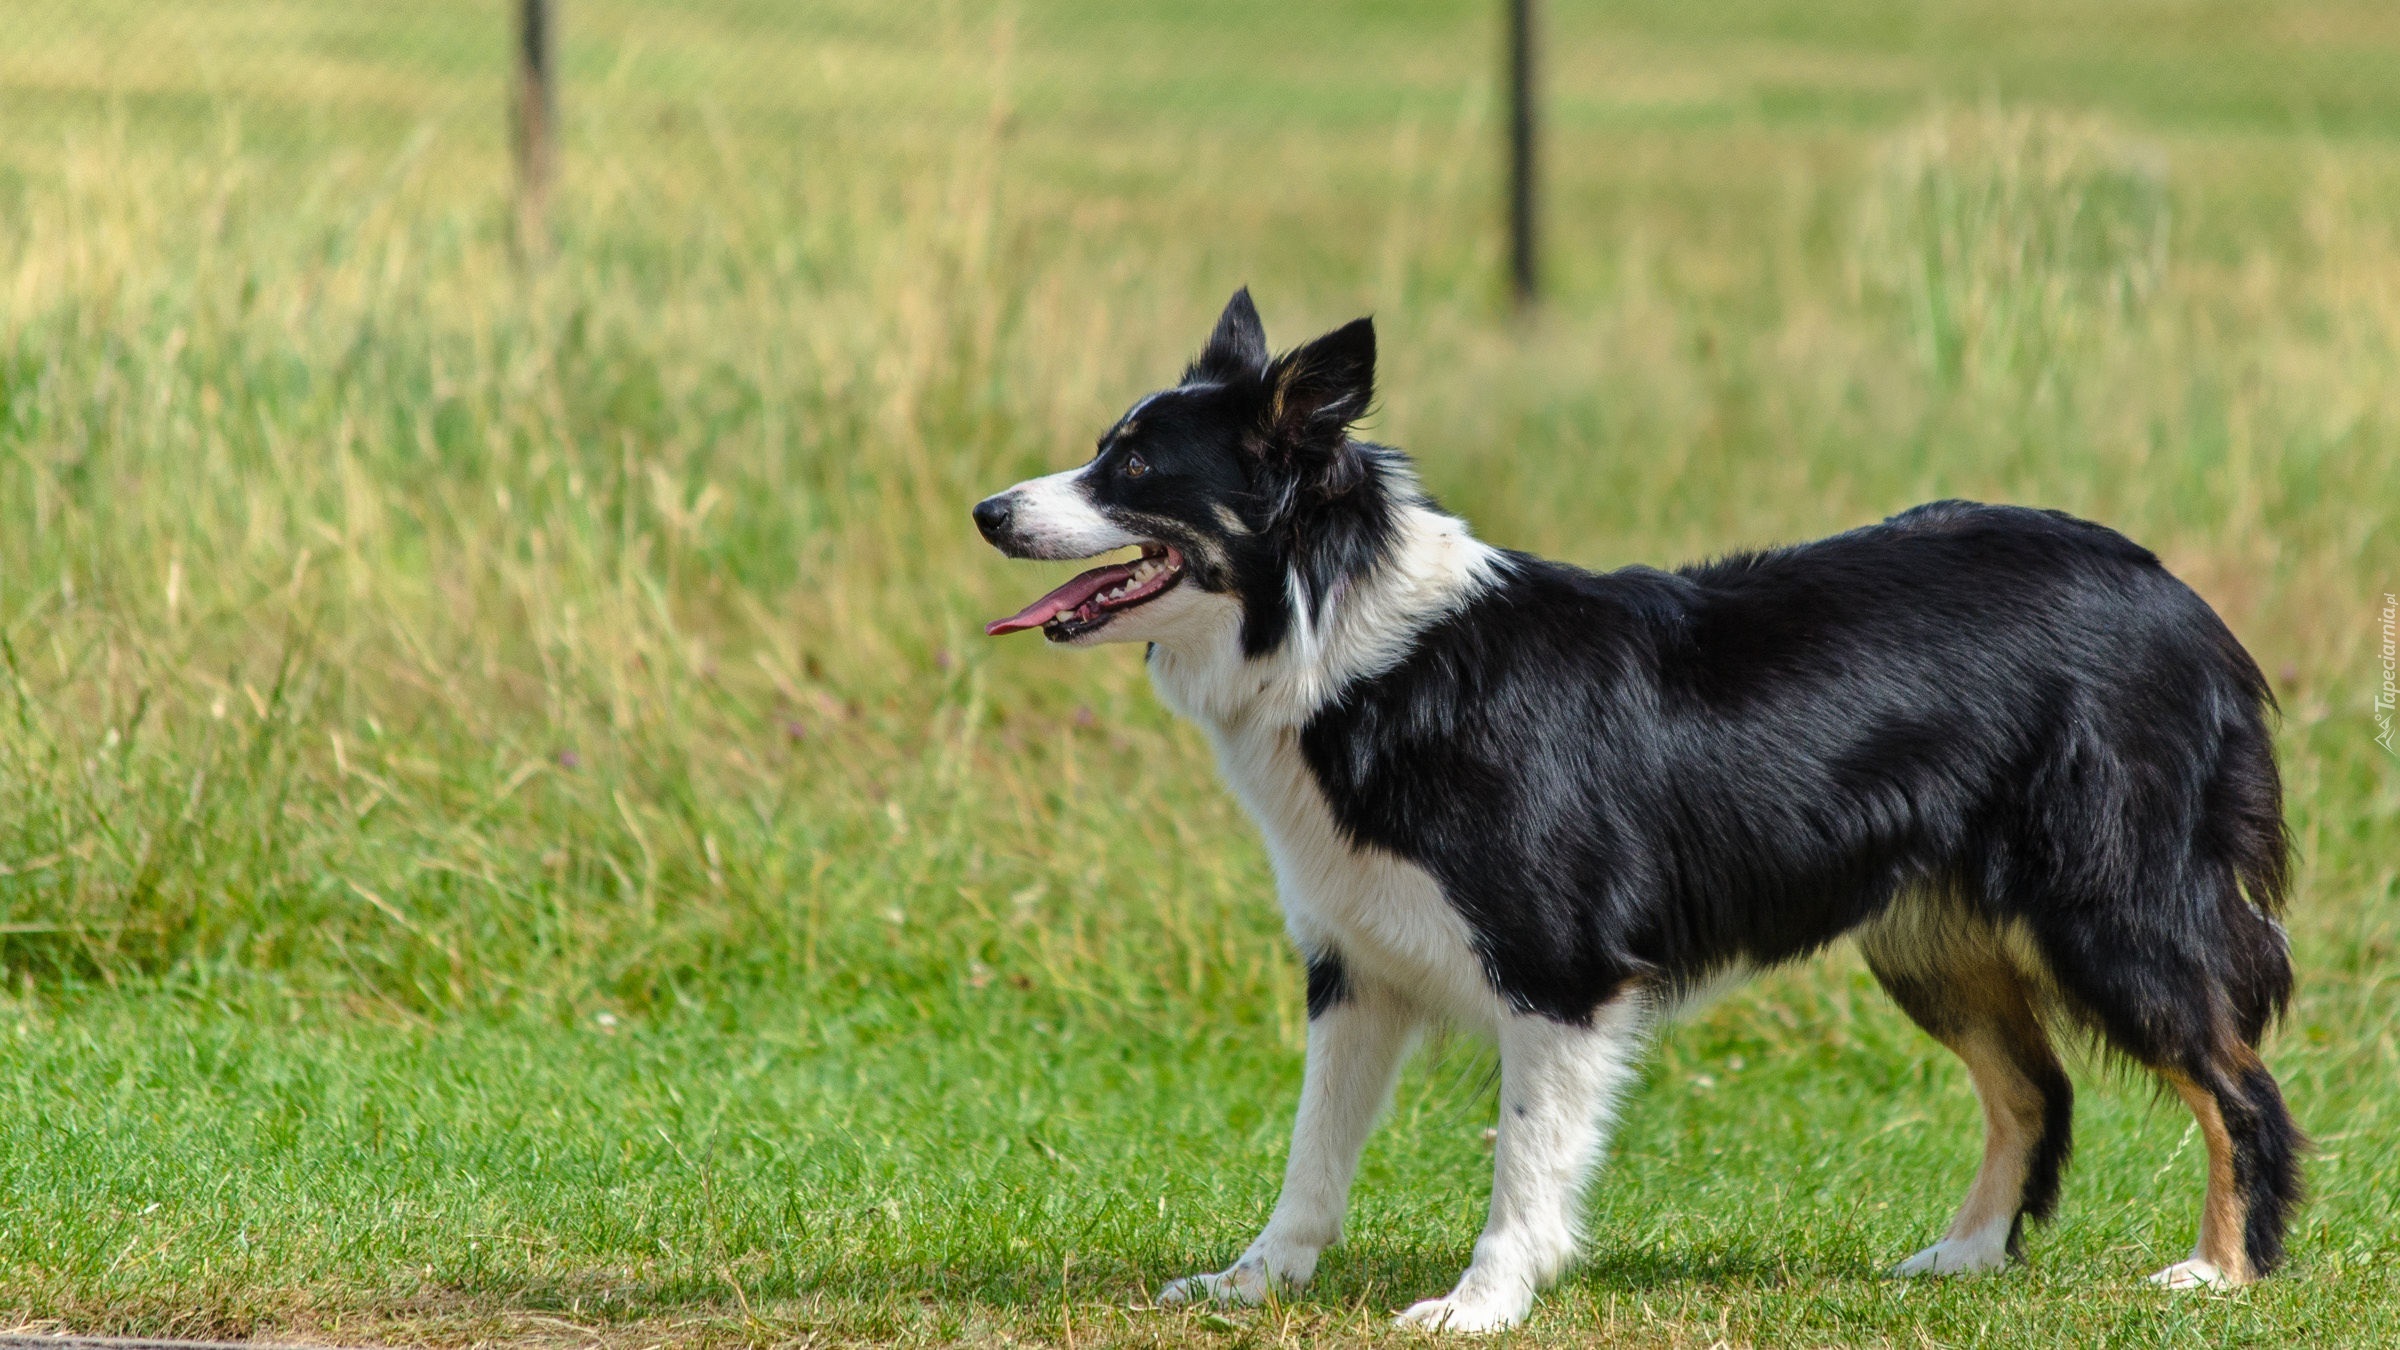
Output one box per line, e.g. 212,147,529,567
2205,635,2292,1047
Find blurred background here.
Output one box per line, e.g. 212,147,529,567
0,4,2396,1341
0,0,2390,1008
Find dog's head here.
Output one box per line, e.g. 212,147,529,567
975,289,1400,657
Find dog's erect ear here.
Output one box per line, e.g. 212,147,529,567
1262,317,1374,496
1189,288,1269,381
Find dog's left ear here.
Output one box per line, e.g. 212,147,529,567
1264,317,1374,497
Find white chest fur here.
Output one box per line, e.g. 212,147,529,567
1143,496,1510,1027
1202,717,1501,1027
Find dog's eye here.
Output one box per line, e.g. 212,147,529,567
1123,453,1148,480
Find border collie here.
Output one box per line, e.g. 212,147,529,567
973,291,2301,1331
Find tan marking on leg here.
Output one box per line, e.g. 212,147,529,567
2165,1073,2256,1286
1945,1029,2043,1243
1862,892,2068,1276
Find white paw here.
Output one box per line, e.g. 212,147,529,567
1158,1260,1280,1307
2148,1258,2230,1290
1394,1286,1533,1333
1892,1234,2011,1277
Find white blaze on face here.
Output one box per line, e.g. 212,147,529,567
999,466,1143,559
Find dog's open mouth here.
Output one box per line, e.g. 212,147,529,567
985,544,1186,641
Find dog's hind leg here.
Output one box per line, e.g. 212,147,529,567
2035,928,2303,1287
1159,961,1421,1307
2147,1050,2301,1288
1395,987,1653,1332
1860,905,2073,1276
2010,877,2301,1284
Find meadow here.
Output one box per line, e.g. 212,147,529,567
1,0,2398,1344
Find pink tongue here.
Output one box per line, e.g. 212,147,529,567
985,561,1139,636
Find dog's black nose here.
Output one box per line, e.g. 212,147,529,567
972,495,1013,543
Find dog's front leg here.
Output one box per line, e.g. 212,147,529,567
1397,990,1651,1332
1159,974,1420,1307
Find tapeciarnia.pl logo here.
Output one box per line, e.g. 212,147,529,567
2377,592,2397,757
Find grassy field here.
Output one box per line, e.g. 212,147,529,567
2,0,2398,1344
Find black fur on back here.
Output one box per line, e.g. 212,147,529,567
1299,499,2292,1040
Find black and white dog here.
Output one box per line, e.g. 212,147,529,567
974,291,2301,1330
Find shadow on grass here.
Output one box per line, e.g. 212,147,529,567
1569,1241,1833,1292
468,1235,1838,1327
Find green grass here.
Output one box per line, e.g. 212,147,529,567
1,0,2398,1344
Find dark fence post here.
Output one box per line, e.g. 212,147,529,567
1506,0,1539,308
514,0,556,250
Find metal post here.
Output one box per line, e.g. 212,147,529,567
514,0,556,249
1506,0,1539,308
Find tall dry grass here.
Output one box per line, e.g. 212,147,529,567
1,36,2394,1022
